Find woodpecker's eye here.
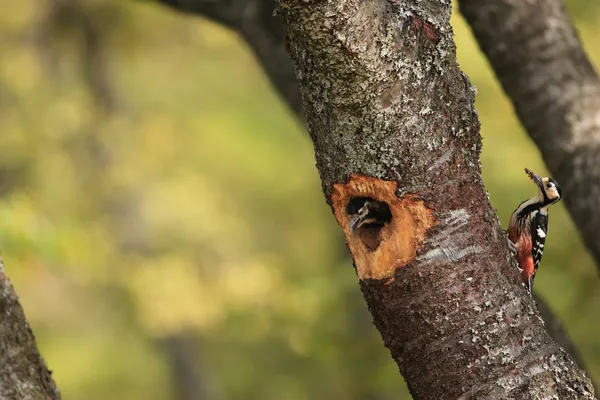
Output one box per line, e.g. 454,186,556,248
347,197,371,215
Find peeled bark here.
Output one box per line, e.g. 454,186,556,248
275,0,594,398
0,260,61,400
459,0,600,272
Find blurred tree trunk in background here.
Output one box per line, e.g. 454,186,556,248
460,0,600,274
160,333,211,400
155,0,596,386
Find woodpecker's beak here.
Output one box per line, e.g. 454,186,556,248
525,168,544,190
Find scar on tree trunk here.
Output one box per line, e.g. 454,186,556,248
332,174,436,281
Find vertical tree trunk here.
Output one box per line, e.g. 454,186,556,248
160,334,211,400
276,0,594,398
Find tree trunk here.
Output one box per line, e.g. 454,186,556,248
459,0,600,272
0,261,61,399
160,334,212,400
275,0,594,398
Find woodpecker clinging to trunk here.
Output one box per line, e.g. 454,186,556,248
507,168,562,293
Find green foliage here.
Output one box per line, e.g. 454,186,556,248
0,1,597,399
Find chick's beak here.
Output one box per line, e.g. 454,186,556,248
350,215,363,232
525,168,544,190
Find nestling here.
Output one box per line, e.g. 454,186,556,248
507,168,562,293
348,198,392,232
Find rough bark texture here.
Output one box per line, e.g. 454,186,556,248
459,0,600,272
275,0,594,398
0,260,61,400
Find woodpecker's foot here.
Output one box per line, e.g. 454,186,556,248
506,235,517,256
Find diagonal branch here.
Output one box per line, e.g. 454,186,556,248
459,0,600,272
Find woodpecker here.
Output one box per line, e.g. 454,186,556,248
348,198,392,232
507,168,562,293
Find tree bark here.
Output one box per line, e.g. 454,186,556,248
160,334,212,400
459,0,600,273
153,0,596,384
0,260,61,400
275,0,594,398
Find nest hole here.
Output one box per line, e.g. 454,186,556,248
347,197,392,251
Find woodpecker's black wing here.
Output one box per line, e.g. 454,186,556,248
530,212,548,286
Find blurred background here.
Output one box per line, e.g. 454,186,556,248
0,0,598,399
